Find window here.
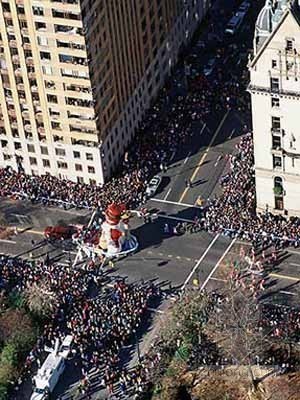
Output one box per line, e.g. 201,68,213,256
86,153,93,161
43,159,50,167
270,77,279,91
41,146,48,155
29,157,37,165
271,97,280,108
73,151,80,158
51,121,61,130
75,163,82,171
40,51,51,61
33,6,44,16
286,39,293,52
14,142,22,150
3,154,11,160
272,135,281,150
37,36,48,46
271,116,281,131
272,60,277,68
57,161,67,169
47,94,57,103
77,176,84,183
42,65,52,75
55,148,65,156
27,144,35,152
88,166,95,174
273,155,282,168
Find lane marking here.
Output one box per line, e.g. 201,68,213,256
214,155,222,167
148,307,165,314
200,237,237,291
279,290,297,296
290,262,300,267
179,110,230,203
229,128,236,139
170,151,176,161
181,234,220,291
0,239,17,244
269,273,300,282
183,151,191,165
163,188,172,201
157,214,196,223
17,228,45,235
200,123,207,135
210,277,227,282
149,197,200,208
287,249,300,255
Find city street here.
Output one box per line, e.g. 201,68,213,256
3,0,299,399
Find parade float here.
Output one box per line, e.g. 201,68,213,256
79,203,138,259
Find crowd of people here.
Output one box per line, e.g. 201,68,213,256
202,134,300,247
0,254,161,399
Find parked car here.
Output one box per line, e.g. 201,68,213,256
145,175,162,197
203,57,216,76
44,225,78,241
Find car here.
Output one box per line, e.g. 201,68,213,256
44,225,78,241
203,58,216,76
225,11,246,35
238,1,250,14
145,175,162,197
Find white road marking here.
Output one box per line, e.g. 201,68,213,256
200,238,237,291
163,187,172,200
183,151,191,164
149,197,200,208
181,234,220,291
148,307,165,314
156,214,196,223
0,239,16,244
214,155,222,167
229,128,236,139
279,290,297,296
287,249,300,255
210,277,226,282
200,123,207,135
290,262,300,267
170,151,176,161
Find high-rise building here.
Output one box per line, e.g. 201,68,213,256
249,0,300,216
0,0,210,184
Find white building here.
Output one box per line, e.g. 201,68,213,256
249,0,300,217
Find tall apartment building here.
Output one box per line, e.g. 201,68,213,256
249,0,300,217
0,0,210,184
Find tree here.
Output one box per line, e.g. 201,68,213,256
24,280,58,318
205,285,268,389
0,309,33,343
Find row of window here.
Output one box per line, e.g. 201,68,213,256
28,157,95,173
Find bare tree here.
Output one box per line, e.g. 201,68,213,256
24,280,58,317
205,285,268,389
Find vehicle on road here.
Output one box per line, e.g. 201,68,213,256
238,1,250,14
44,225,78,241
225,11,246,35
203,57,216,76
31,348,65,400
145,175,162,197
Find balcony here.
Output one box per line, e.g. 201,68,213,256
26,57,34,66
23,43,31,51
38,127,45,135
21,27,29,35
12,54,20,63
22,110,30,118
31,85,38,93
248,84,300,99
17,83,25,90
9,40,17,48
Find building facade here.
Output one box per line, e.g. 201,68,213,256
249,0,300,217
0,0,210,184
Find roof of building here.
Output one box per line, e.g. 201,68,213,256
256,0,274,34
250,0,300,68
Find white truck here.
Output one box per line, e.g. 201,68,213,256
30,336,73,400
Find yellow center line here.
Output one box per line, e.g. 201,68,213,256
178,110,230,203
17,228,44,235
269,273,300,282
